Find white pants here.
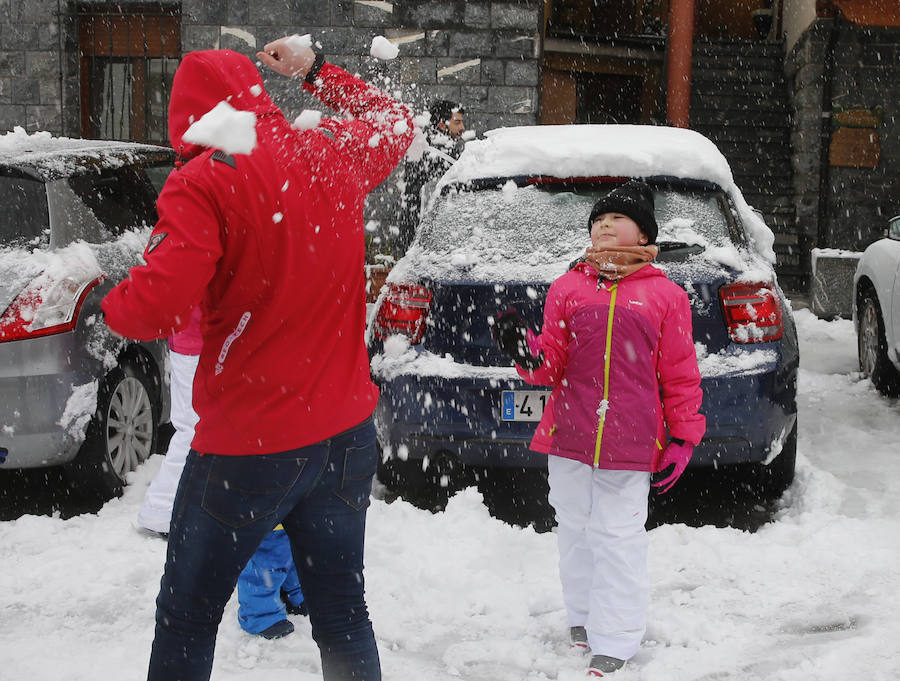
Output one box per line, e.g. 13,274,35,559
547,456,651,661
136,351,199,534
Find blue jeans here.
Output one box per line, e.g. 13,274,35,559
147,417,380,681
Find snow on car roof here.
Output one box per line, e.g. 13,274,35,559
0,127,170,179
438,124,775,263
442,124,733,187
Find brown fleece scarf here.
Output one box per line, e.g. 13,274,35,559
584,245,659,280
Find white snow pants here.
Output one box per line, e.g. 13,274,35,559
136,351,200,534
547,455,651,661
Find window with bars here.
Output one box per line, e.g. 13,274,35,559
78,5,180,145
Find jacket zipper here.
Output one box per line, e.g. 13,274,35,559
593,282,618,468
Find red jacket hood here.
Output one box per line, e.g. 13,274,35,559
168,49,280,160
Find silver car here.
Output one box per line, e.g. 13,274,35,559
0,134,174,497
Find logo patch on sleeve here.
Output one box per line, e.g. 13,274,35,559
147,232,168,254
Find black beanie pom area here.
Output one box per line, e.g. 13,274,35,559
587,179,659,245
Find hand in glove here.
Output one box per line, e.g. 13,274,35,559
652,439,693,494
491,308,543,371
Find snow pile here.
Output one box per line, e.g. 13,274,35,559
58,381,99,438
370,35,399,60
0,241,102,334
182,101,257,155
0,127,164,178
694,343,778,378
0,126,54,152
371,343,519,381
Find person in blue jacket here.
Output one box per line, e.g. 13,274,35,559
237,526,307,639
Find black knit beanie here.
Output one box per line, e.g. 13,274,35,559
587,180,659,245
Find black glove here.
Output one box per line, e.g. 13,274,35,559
492,308,543,370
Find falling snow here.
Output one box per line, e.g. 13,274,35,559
1,311,899,680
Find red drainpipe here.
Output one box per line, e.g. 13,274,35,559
666,0,696,128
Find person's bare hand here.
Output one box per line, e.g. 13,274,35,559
257,35,316,79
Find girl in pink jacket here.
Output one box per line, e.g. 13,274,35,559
493,180,705,677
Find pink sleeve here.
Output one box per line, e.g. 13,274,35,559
168,305,203,355
657,289,706,445
516,279,568,386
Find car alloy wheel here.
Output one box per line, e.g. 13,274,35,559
858,297,881,378
104,375,155,479
857,291,900,397
66,356,160,498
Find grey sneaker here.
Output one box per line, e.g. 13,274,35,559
569,626,589,651
588,654,625,677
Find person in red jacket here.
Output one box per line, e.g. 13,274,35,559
102,36,414,681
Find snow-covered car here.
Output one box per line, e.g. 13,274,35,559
853,213,900,397
367,124,799,504
0,129,174,497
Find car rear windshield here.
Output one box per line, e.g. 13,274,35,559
0,175,50,248
47,165,162,245
417,183,736,263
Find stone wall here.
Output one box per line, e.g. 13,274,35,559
0,0,64,134
1,1,542,254
827,24,900,249
786,19,900,264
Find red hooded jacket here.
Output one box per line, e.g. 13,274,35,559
102,50,414,454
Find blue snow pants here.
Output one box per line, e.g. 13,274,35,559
237,527,305,634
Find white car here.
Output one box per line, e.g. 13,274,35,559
854,214,900,396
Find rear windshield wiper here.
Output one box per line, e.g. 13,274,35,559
657,241,703,252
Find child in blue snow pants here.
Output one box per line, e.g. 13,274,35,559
238,526,305,638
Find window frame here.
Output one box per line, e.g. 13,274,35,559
78,5,180,144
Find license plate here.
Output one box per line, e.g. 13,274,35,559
501,390,549,422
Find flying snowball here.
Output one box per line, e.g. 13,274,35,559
182,101,256,155
370,35,399,60
293,110,323,130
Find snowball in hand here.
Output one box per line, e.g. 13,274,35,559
182,101,256,155
284,34,313,52
370,35,399,60
293,110,323,130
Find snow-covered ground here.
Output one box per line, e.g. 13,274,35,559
1,308,899,680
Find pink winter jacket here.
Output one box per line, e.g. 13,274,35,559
167,306,203,356
518,261,705,471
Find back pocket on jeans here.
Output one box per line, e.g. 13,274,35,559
201,456,306,528
334,442,377,511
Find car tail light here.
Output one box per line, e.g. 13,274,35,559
0,274,104,342
719,281,784,343
373,283,433,344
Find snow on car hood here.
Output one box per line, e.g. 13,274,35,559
437,124,776,264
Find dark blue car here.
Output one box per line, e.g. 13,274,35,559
367,125,798,505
